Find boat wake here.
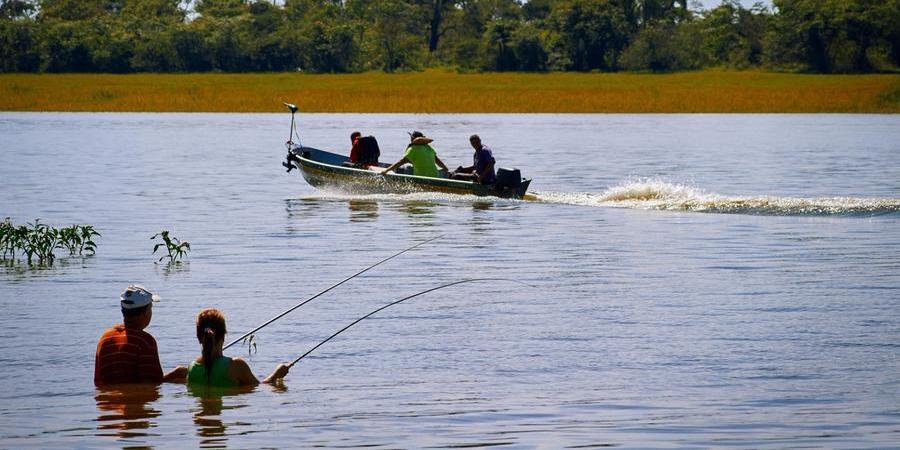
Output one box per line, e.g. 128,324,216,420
294,179,900,217
532,179,900,216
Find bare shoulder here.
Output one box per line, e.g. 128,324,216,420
227,357,259,386
230,357,251,369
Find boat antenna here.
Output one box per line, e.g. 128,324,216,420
287,278,534,368
283,102,300,147
224,234,444,351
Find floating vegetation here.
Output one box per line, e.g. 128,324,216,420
241,334,258,356
0,217,100,267
151,230,191,263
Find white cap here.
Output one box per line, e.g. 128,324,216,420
120,284,160,310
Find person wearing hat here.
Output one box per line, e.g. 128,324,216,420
381,131,449,178
94,285,186,387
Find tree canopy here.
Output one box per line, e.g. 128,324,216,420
1,0,897,73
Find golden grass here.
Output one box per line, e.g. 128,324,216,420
1,69,898,113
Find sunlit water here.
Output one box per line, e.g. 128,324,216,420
1,113,898,448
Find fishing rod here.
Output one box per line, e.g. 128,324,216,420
288,277,533,368
224,235,444,350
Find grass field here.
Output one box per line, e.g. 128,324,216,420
1,70,898,113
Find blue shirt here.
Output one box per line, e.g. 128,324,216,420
474,145,496,184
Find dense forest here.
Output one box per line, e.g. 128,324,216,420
1,0,898,74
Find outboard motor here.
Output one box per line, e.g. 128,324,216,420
494,168,522,197
283,150,301,172
282,102,301,172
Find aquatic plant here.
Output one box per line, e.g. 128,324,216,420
0,218,18,260
23,219,60,265
241,334,258,356
57,224,100,256
0,218,100,266
151,230,190,262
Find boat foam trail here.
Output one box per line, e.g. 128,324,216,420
293,179,900,216
531,179,900,216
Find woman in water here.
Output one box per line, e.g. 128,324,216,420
187,308,290,387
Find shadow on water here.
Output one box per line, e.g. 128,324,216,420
94,384,161,440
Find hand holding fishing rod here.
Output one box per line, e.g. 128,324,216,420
287,277,534,369
224,235,444,350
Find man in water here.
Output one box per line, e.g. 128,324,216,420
451,134,496,184
381,131,449,178
94,285,186,386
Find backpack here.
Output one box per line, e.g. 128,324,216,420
357,136,380,165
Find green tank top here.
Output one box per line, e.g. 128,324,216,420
187,356,237,387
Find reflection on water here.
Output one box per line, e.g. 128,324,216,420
347,199,379,222
94,384,161,439
469,205,493,238
187,384,255,448
284,197,327,218
393,200,437,226
156,260,190,277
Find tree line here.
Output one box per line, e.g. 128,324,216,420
1,0,898,74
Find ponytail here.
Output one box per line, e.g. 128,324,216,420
195,309,227,383
201,327,216,381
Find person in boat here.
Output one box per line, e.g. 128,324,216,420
348,131,362,163
94,285,187,387
381,131,449,178
450,134,496,184
348,131,381,168
186,308,290,387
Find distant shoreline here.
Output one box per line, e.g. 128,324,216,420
2,70,898,113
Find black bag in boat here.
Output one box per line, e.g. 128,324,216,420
357,136,380,165
494,168,521,190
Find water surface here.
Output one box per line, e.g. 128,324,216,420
1,113,899,448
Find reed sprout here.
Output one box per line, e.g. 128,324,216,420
151,230,190,262
0,217,100,267
241,334,258,356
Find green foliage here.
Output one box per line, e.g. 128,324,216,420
548,0,631,71
699,0,768,68
1,0,35,20
0,19,40,71
365,0,425,72
0,217,100,267
620,22,706,72
151,229,190,263
770,0,900,73
57,224,100,256
307,21,357,73
0,0,897,74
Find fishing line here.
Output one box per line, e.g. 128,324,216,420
224,235,444,350
288,277,534,368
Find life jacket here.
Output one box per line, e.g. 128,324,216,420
357,136,380,165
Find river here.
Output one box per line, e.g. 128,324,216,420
1,113,898,448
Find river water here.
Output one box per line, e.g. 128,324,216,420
1,113,899,448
